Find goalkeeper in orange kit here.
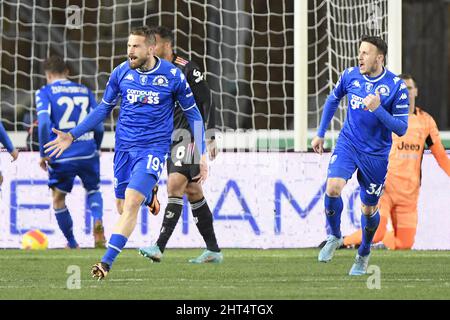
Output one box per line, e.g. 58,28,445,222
343,74,450,250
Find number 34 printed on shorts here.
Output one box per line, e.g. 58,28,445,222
366,183,384,197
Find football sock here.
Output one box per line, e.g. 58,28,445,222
87,190,103,223
101,234,128,267
324,194,343,239
191,197,220,252
156,197,183,252
343,215,388,246
55,207,78,248
358,209,380,257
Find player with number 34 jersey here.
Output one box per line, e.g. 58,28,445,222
312,36,409,276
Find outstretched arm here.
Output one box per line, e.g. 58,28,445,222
69,100,114,140
45,101,113,158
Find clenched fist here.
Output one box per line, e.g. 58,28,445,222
363,92,381,112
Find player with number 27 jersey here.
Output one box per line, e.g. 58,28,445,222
36,79,102,161
36,64,105,249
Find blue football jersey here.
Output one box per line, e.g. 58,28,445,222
99,57,200,152
331,67,409,157
36,79,98,160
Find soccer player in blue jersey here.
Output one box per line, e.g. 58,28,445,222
312,36,409,275
44,26,207,280
138,26,222,264
36,56,105,249
0,122,19,185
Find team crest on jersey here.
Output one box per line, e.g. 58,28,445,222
365,82,373,93
375,84,390,96
140,75,147,85
152,75,169,87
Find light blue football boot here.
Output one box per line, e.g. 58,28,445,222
139,244,163,263
318,235,344,262
189,250,223,264
349,253,370,276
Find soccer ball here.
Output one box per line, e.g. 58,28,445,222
21,229,49,250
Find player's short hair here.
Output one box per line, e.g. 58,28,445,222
149,25,174,46
399,73,417,87
130,26,156,45
360,35,387,58
43,55,68,74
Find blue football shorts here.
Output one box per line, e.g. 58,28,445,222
113,148,167,200
327,138,388,206
48,154,100,193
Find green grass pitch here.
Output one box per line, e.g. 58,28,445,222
0,248,449,299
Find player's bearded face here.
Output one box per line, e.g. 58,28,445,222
358,42,382,76
127,35,153,69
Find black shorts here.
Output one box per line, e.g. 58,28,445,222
167,140,200,182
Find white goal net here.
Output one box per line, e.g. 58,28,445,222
0,0,397,152
0,0,400,247
0,0,296,151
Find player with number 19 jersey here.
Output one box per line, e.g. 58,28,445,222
69,57,206,200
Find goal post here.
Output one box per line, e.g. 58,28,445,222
387,0,402,75
294,0,308,152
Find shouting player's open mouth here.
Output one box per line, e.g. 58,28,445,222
129,55,144,69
